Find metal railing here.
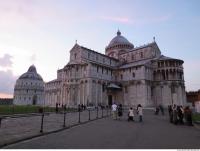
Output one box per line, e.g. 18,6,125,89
0,107,111,133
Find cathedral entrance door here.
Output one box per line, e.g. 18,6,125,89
32,95,37,105
108,95,112,106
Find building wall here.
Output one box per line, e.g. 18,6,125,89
14,79,44,105
44,43,186,108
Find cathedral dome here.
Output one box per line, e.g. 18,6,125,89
106,30,134,50
19,65,43,81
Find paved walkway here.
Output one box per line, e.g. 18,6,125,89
3,110,200,149
0,109,108,147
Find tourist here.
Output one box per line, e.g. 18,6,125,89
64,104,67,111
55,103,59,113
159,104,164,115
81,104,84,110
177,106,184,125
137,104,143,122
172,104,178,124
184,106,193,126
117,104,123,120
168,105,173,123
111,102,118,120
78,104,81,112
155,106,160,115
128,107,134,121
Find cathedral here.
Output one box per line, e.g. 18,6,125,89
44,30,186,108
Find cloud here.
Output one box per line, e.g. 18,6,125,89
0,54,13,67
100,14,172,25
0,70,18,95
0,93,13,98
100,16,132,24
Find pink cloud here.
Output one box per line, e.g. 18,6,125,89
100,16,132,24
0,54,13,67
100,14,172,25
0,93,13,98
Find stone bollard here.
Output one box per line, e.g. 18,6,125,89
40,113,44,133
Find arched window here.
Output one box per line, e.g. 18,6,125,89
141,52,144,58
121,74,123,80
125,86,128,93
97,66,99,72
132,72,135,78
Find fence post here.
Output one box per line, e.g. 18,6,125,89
78,110,81,123
96,107,98,119
40,113,44,133
88,110,91,121
63,111,66,127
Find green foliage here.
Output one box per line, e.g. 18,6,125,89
192,113,200,122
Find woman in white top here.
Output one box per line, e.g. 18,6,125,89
128,107,134,121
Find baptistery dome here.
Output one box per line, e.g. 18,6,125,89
13,65,44,106
19,65,43,81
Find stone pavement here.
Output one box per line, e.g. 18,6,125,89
3,109,200,149
0,108,109,147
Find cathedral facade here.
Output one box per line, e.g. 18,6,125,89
45,31,186,108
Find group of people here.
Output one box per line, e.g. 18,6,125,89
155,105,164,115
111,103,143,122
78,104,87,112
168,104,193,126
55,103,67,113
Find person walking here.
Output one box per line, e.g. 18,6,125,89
168,105,173,123
177,106,184,124
55,103,59,113
184,106,193,126
117,104,123,120
155,106,160,115
172,104,178,125
159,104,164,115
137,104,143,122
128,107,134,121
111,102,118,120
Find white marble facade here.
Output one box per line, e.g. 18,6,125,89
14,65,45,105
45,31,186,108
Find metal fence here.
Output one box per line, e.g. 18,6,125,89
0,107,111,147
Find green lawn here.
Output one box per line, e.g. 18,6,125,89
192,113,200,122
0,105,77,115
